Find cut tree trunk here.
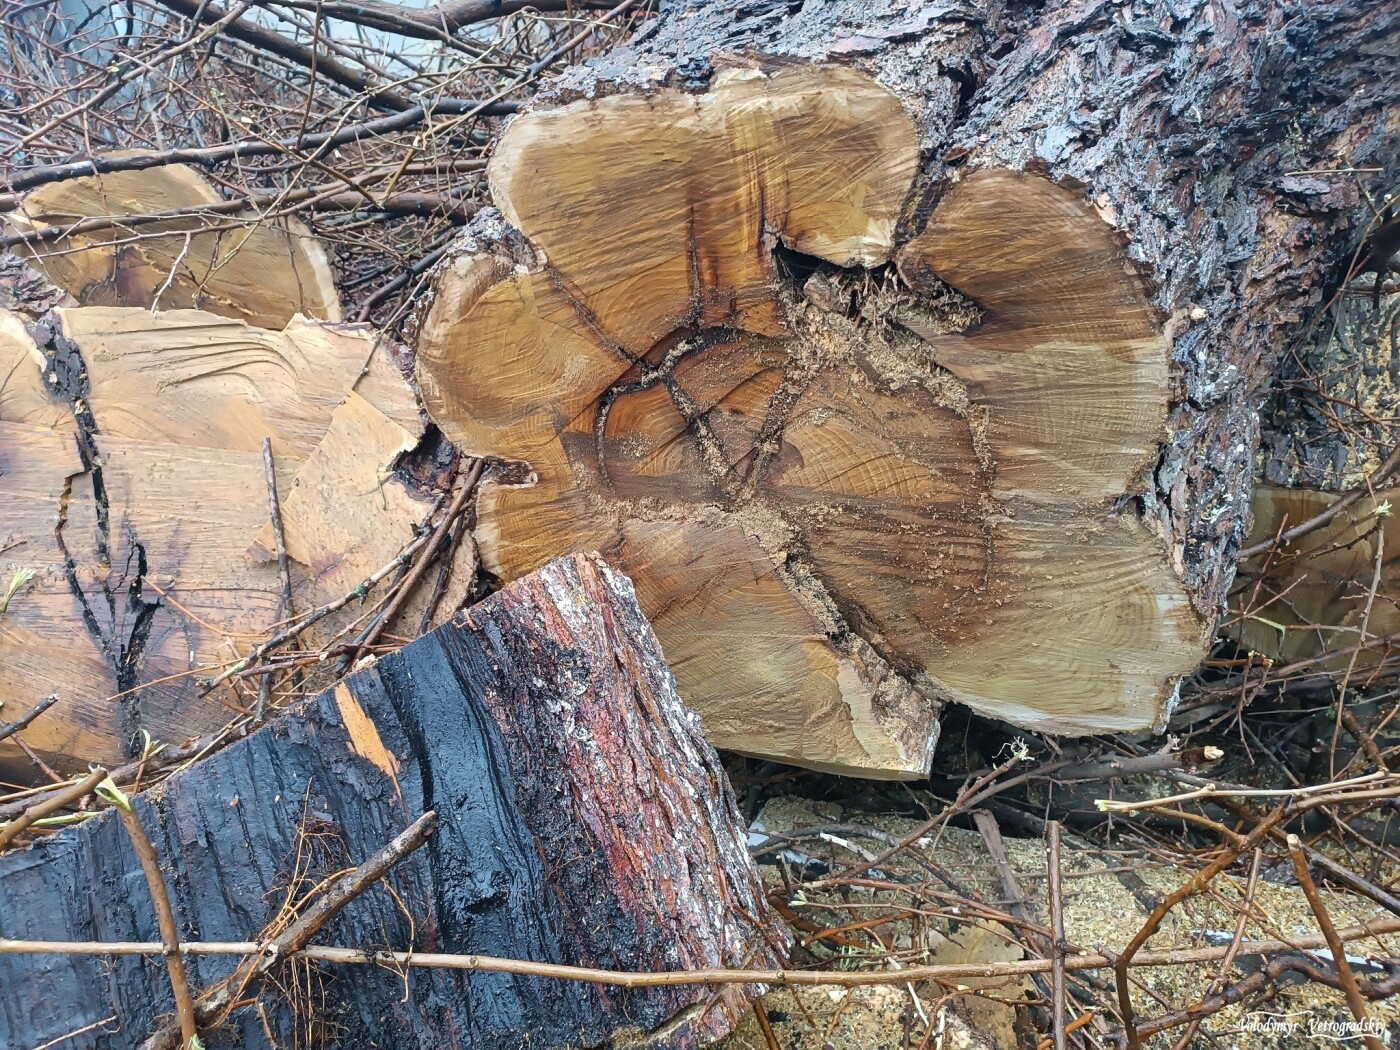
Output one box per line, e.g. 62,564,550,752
415,0,1399,776
4,163,341,328
1231,481,1398,668
0,301,477,775
0,554,784,1049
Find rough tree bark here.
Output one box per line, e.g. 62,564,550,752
414,0,1399,776
0,554,784,1049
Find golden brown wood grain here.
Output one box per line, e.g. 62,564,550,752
416,65,1207,775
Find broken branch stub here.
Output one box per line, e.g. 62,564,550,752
415,64,1207,777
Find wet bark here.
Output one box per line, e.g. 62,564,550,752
0,554,784,1049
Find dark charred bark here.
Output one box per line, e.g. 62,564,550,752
0,250,69,320
0,554,784,1049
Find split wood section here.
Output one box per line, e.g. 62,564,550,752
0,305,475,773
1230,483,1398,668
4,163,341,328
416,64,1207,776
0,554,784,1050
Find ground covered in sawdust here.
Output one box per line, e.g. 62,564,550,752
716,796,1400,1050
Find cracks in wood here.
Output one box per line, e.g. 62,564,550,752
1,556,783,1046
589,323,746,492
32,315,121,658
416,65,1211,768
117,543,162,757
29,311,168,757
583,249,994,714
660,372,745,501
53,475,111,662
733,350,816,503
2,281,469,770
545,262,643,370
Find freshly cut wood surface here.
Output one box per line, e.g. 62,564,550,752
5,163,340,328
419,64,918,462
0,309,70,429
893,170,1203,732
0,306,463,776
417,64,1206,775
247,391,478,648
0,554,784,1049
1231,484,1398,667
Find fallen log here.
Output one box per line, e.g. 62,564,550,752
415,1,1398,776
1230,482,1398,668
0,304,477,774
0,553,784,1049
1233,284,1399,668
4,163,341,328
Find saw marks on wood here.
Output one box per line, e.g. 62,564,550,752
0,306,467,776
895,170,1204,733
418,64,1208,775
5,163,340,328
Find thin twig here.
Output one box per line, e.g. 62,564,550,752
5,916,1400,986
256,436,294,724
199,522,444,694
1334,522,1388,777
1237,443,1400,559
1137,954,1400,1039
255,0,599,39
4,102,512,199
753,999,783,1050
1303,845,1400,916
104,784,200,1049
141,811,437,1049
13,735,63,783
973,809,1033,920
0,694,59,745
0,765,106,851
149,231,193,313
1096,770,1396,813
418,515,475,635
262,437,295,627
1050,746,1223,783
1114,803,1286,1050
1288,833,1383,1050
27,1014,121,1050
1047,821,1067,1050
340,457,483,666
807,754,1061,890
264,811,437,958
1169,848,1261,1050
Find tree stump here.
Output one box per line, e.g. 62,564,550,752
0,554,784,1049
415,0,1399,776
